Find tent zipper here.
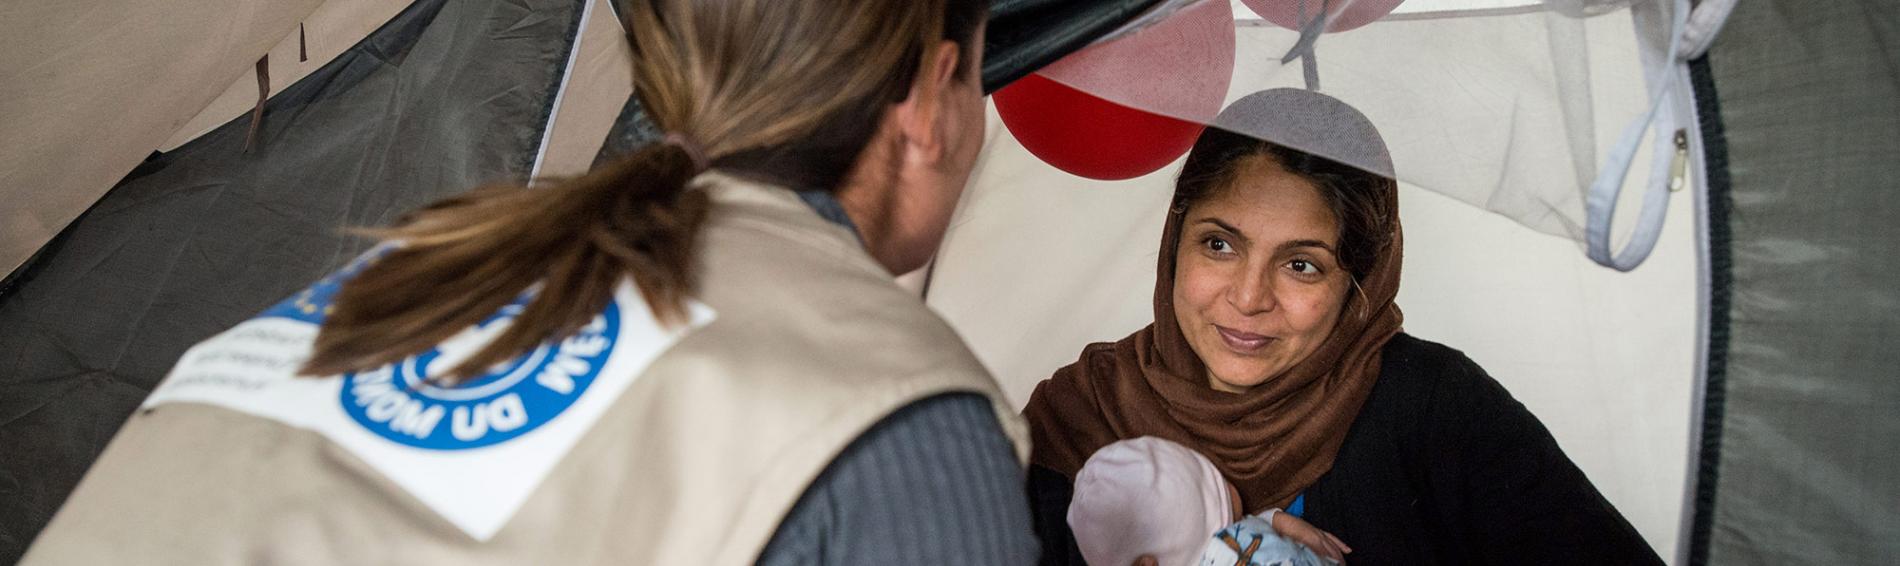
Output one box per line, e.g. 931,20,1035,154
1670,129,1690,192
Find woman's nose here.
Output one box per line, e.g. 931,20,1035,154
1227,269,1278,315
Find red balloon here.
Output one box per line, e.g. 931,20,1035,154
1242,0,1404,33
994,75,1208,181
992,0,1236,181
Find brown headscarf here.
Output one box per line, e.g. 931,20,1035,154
1022,89,1404,513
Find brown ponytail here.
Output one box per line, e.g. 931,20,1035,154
300,0,987,382
300,144,707,380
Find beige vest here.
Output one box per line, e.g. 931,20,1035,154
22,173,1028,565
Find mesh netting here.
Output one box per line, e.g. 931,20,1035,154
992,0,1699,269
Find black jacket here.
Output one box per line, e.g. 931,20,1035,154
1028,334,1664,565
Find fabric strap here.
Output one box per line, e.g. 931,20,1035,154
1584,0,1711,272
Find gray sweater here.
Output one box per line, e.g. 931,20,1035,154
757,393,1039,565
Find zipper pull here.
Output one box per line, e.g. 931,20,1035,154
1669,128,1689,192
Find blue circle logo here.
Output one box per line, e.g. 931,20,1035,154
337,301,621,450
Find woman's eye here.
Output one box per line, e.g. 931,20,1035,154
1205,237,1231,253
1289,259,1320,274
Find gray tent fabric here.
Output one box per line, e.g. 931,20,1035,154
592,92,663,168
0,0,588,560
1693,0,1900,563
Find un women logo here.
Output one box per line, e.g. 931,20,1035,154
338,302,622,450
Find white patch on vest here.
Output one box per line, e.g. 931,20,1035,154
142,282,714,540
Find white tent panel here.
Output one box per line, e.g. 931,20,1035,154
929,104,1696,561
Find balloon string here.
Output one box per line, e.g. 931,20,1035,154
1302,43,1320,91
1283,0,1328,90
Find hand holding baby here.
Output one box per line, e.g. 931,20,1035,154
1070,437,1351,566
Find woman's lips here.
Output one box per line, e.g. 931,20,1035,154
1215,325,1274,352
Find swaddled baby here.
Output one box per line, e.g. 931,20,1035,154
1067,437,1350,566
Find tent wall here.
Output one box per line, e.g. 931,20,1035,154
534,0,635,180
157,0,420,153
0,0,329,276
928,5,1703,558
0,2,1161,560
0,0,595,560
1020,0,1687,260
0,0,1744,561
928,103,1699,560
1689,1,1900,563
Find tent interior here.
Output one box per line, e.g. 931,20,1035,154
2,0,1894,563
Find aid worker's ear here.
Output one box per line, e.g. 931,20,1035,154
890,40,963,164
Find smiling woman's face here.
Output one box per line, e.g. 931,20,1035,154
1172,155,1352,394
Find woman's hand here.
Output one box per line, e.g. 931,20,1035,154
1271,512,1352,564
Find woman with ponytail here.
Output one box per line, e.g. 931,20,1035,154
24,1,1033,564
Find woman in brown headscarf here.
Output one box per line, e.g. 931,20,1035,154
1022,89,1661,565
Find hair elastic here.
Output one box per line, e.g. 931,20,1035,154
661,132,710,172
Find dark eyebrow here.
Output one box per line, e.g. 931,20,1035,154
1191,218,1249,244
1193,219,1334,254
1279,239,1337,254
